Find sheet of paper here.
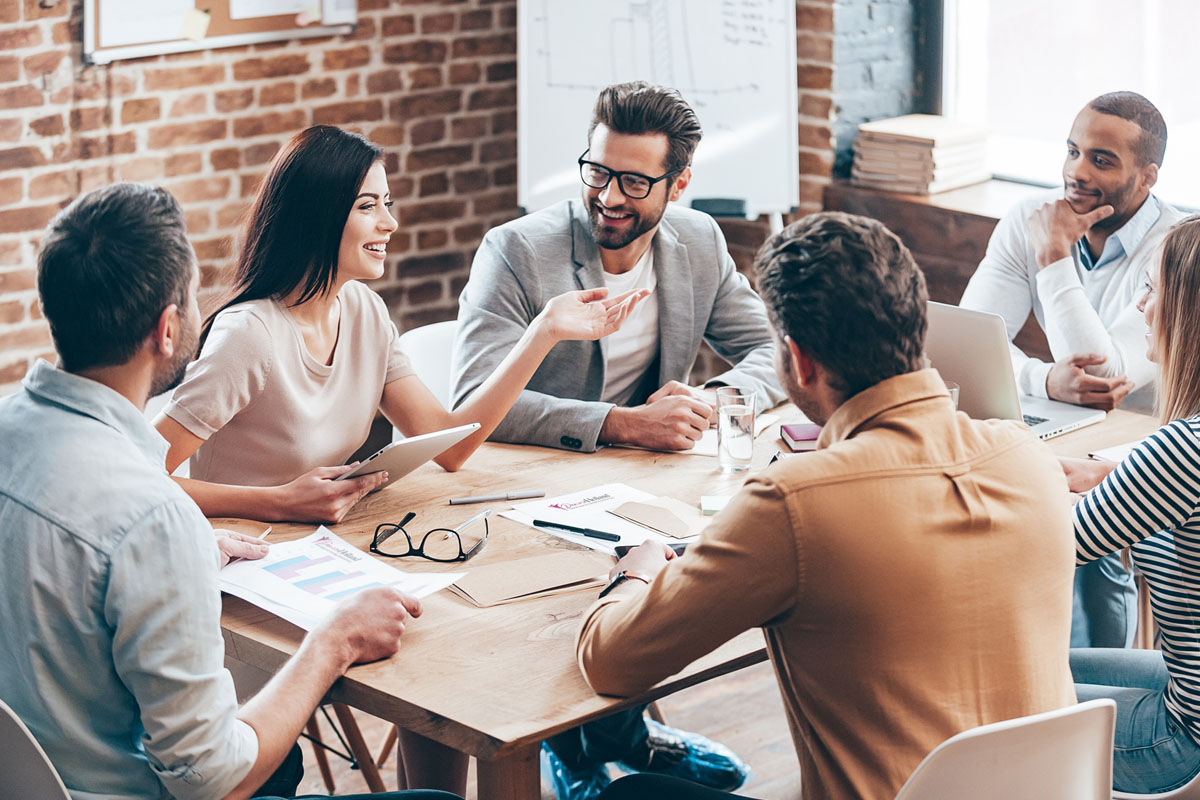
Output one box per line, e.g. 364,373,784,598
503,483,699,555
1089,441,1139,463
609,497,709,539
179,8,211,41
229,0,309,19
219,528,461,630
98,0,193,48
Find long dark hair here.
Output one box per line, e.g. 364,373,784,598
202,125,382,342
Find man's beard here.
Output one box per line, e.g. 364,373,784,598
149,319,197,398
589,200,663,250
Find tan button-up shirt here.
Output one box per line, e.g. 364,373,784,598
577,369,1077,800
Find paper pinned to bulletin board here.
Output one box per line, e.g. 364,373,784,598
84,0,358,65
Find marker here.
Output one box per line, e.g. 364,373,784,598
450,491,545,505
257,526,273,540
532,518,621,542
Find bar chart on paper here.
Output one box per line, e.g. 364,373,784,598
263,546,386,600
221,528,462,629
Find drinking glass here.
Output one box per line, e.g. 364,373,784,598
716,386,756,473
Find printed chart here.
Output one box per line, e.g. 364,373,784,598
221,528,461,630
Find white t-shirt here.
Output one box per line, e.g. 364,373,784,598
165,280,413,486
601,248,659,405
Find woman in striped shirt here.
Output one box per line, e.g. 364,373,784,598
1061,216,1200,793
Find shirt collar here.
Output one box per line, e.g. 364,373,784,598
817,369,950,449
1076,193,1160,271
21,359,170,468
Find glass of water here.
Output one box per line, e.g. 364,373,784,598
716,386,756,473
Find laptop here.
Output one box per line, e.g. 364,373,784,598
925,302,1105,440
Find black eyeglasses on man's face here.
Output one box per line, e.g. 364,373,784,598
370,509,490,563
578,149,679,200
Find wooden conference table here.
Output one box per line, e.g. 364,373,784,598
219,406,1160,799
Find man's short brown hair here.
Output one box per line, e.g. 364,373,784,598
756,212,928,398
588,81,702,175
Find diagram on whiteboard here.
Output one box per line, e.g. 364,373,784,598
518,0,799,215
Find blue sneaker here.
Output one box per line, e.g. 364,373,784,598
616,719,750,792
541,741,612,800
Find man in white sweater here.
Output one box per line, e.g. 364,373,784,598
961,91,1184,650
962,91,1183,412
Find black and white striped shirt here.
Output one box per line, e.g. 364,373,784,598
1075,416,1200,739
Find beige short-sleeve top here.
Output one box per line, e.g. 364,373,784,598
165,280,413,487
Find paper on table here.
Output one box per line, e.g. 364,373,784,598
449,551,607,607
609,497,710,539
503,483,701,555
1089,441,1139,462
219,528,461,630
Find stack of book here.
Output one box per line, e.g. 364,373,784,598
851,114,990,195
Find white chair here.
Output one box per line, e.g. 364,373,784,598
1114,770,1200,799
394,319,458,440
0,698,71,800
894,699,1116,800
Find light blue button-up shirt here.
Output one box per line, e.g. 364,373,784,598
0,361,257,800
1076,193,1161,272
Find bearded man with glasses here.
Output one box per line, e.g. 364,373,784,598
452,81,776,799
452,81,784,457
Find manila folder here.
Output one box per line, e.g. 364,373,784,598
450,551,608,608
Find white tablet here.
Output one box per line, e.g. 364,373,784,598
337,422,480,490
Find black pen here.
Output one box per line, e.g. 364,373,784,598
532,518,622,542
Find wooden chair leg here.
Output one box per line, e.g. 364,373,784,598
647,702,667,725
331,703,386,793
376,725,399,768
305,714,336,793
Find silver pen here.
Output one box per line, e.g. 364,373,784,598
448,490,546,505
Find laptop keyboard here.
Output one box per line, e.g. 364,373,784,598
1023,413,1049,427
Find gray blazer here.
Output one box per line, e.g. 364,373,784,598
451,200,785,452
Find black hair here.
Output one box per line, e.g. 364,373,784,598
1089,91,1167,167
203,125,382,342
37,182,193,373
755,211,928,397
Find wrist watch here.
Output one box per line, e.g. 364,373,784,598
599,569,651,598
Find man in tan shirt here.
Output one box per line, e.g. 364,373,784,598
580,212,1078,800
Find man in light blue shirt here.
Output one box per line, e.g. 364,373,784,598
0,183,459,800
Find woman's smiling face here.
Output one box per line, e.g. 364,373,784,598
338,161,396,282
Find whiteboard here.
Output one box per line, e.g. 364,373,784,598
517,0,799,216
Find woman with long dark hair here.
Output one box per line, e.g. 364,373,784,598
1059,216,1200,793
155,125,643,524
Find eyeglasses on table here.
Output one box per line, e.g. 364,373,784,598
370,509,491,563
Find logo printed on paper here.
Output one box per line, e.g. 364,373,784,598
549,493,614,511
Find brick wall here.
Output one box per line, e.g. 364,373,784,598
0,0,836,395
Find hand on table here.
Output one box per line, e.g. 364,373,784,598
647,380,718,421
1058,456,1117,494
1045,353,1133,411
609,541,677,583
318,586,422,665
537,287,650,342
600,394,713,450
213,529,270,569
1028,198,1113,269
275,465,389,524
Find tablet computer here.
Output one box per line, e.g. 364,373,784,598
337,422,480,491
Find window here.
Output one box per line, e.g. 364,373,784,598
942,0,1200,208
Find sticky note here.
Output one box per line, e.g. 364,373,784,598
180,8,210,41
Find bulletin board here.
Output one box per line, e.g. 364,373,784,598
83,0,357,65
